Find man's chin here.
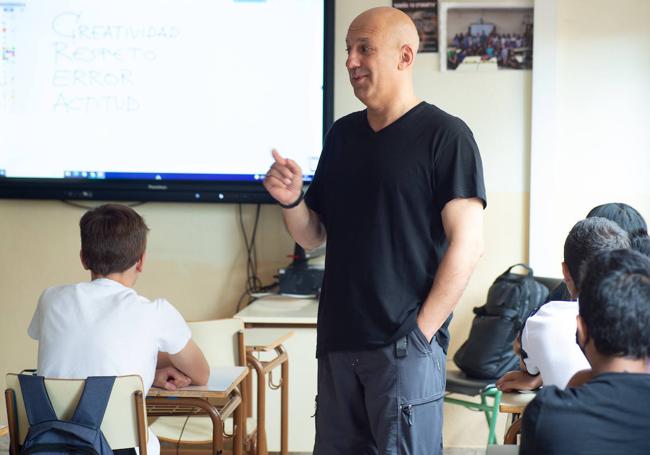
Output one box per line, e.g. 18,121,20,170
352,86,370,103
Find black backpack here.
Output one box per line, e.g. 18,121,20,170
453,264,549,379
18,374,116,455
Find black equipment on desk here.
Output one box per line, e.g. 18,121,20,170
278,244,324,297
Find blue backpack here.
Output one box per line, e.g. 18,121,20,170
18,374,116,455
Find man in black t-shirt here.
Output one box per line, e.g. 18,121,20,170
264,7,486,455
520,249,650,455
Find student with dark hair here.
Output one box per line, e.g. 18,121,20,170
28,204,209,455
545,201,647,302
587,202,648,237
521,249,650,454
497,217,629,391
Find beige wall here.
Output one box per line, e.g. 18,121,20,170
0,0,534,447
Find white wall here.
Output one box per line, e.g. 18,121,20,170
530,0,650,275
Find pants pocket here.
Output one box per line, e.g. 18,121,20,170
397,336,446,454
399,395,444,455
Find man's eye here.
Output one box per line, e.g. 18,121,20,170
362,46,372,53
345,47,351,54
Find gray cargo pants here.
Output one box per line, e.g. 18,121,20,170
313,327,446,455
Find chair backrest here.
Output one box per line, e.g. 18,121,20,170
5,374,147,451
534,276,563,293
188,318,246,367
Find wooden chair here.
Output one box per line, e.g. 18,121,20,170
4,373,148,455
149,318,258,455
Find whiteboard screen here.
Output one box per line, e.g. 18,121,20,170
0,0,331,202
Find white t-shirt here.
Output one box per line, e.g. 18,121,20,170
28,278,192,455
521,300,591,389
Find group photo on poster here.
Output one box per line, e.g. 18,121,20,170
446,7,533,71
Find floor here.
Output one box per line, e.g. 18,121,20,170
0,435,488,455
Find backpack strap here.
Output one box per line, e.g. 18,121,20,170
69,376,116,430
503,263,534,277
17,375,58,426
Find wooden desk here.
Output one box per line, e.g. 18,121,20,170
499,391,535,415
234,296,317,452
147,366,248,455
245,329,293,455
498,391,536,444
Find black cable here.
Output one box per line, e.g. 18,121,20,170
236,204,277,311
61,200,146,210
176,415,190,455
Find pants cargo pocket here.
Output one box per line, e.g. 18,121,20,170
396,328,446,454
398,393,444,454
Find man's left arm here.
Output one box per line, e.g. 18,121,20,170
417,197,485,341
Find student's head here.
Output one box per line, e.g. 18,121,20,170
80,204,149,276
562,217,630,297
587,202,648,238
345,7,419,109
577,249,650,360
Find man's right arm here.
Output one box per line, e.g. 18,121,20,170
264,149,326,249
281,201,326,250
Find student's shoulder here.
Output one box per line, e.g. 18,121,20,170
38,282,83,304
144,297,184,317
531,383,581,413
525,300,576,326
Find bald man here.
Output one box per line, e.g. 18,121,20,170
264,7,486,454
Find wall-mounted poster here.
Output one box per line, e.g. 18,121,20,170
440,3,533,72
393,1,438,53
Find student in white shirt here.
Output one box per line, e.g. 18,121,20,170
28,203,209,455
496,217,629,391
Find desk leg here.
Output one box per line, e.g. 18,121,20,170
504,412,522,445
257,369,268,455
280,356,289,455
234,391,244,455
246,371,253,418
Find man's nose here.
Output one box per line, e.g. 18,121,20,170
346,51,360,69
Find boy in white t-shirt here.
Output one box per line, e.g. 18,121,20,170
496,217,629,391
28,203,209,455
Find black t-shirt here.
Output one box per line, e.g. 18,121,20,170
305,102,486,357
521,372,650,455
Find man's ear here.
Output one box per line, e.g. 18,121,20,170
135,251,146,273
576,314,588,347
398,44,415,70
562,262,578,299
80,250,89,270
